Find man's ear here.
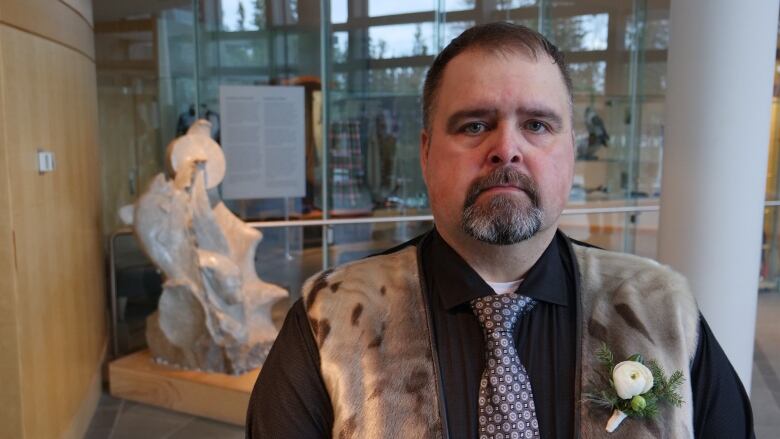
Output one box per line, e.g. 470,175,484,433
420,130,430,181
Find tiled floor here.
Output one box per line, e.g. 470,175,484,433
84,396,243,439
86,292,780,439
752,291,780,438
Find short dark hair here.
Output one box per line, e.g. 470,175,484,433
422,22,572,132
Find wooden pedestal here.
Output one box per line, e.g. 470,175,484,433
108,350,259,426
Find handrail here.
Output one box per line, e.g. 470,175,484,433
242,205,663,229
109,201,780,235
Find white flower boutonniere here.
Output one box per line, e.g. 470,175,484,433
584,343,685,433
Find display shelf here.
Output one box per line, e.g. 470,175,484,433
109,350,259,426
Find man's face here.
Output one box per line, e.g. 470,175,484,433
421,48,574,246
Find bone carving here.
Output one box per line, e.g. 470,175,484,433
133,120,287,374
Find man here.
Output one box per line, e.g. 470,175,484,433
247,22,754,438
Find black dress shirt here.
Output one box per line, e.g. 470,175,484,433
247,229,755,438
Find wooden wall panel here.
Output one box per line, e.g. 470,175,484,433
0,19,105,439
98,87,140,238
0,30,25,439
0,0,94,60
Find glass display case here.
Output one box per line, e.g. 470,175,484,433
97,0,682,355
184,0,670,228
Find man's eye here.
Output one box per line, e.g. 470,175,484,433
462,122,487,135
525,120,548,133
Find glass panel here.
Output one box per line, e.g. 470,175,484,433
756,24,780,437
333,31,349,63
546,5,655,205
761,206,780,292
220,0,265,31
196,0,323,220
510,18,540,30
761,59,780,291
444,0,476,13
331,0,348,24
625,13,669,50
368,0,435,17
636,108,664,198
497,0,537,10
324,94,428,215
99,0,676,296
569,61,606,94
570,99,663,209
328,221,434,267
255,225,323,302
206,37,269,68
640,61,667,95
159,7,199,159
111,232,161,355
96,1,196,239
368,23,436,58
766,65,780,203
559,210,658,259
616,58,667,95
364,67,428,93
543,0,662,253
324,5,434,218
549,14,609,52
571,100,622,198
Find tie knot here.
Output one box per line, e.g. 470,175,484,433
470,293,536,334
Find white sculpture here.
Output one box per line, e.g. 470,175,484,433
131,120,287,374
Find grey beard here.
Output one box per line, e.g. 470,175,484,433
461,193,543,245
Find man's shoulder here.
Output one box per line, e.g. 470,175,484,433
570,239,698,309
570,239,699,328
300,236,427,354
570,240,683,288
301,235,425,313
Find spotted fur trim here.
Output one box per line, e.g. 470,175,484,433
303,246,443,438
575,245,698,438
302,241,698,439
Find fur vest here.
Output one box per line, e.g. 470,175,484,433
302,236,699,438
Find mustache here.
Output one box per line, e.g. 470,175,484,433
463,167,540,208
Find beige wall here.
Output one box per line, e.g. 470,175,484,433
0,1,105,439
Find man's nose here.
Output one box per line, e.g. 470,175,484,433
488,124,523,165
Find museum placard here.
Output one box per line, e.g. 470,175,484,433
219,85,306,199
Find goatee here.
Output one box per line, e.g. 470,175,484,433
461,167,543,245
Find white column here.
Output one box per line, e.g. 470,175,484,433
658,0,779,389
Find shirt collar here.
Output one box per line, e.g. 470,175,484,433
428,228,570,310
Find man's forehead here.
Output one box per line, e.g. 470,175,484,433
436,48,571,116
445,46,554,75
459,44,543,62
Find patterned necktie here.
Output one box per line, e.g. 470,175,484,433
470,293,540,439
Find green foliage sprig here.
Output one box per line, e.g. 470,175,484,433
583,343,685,420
